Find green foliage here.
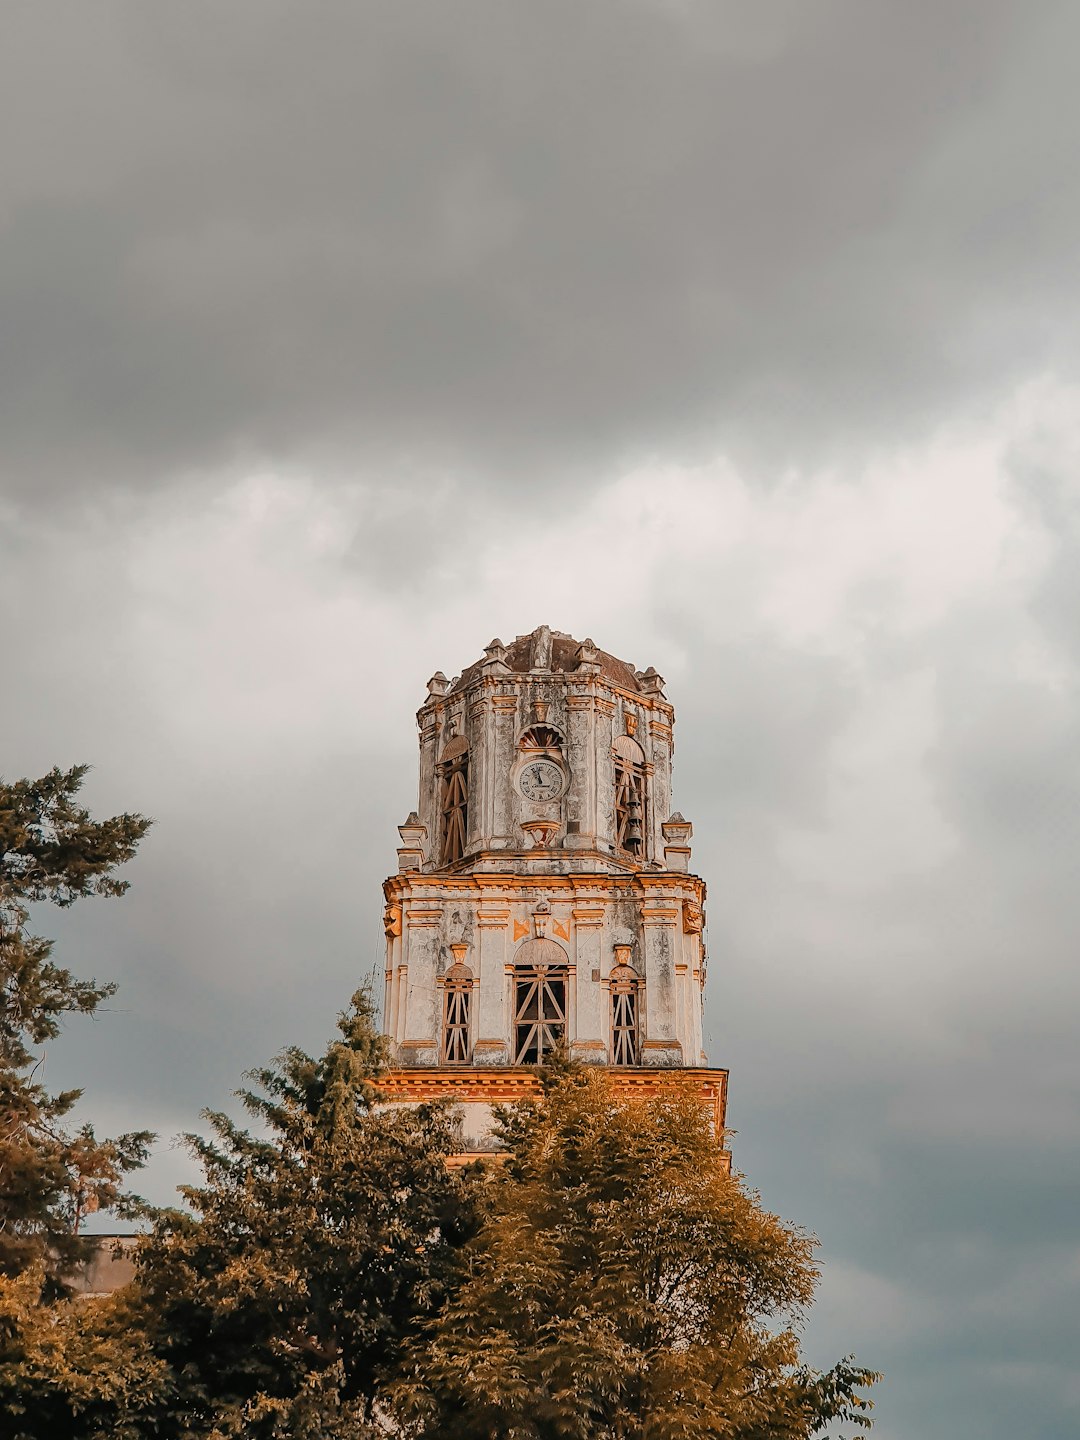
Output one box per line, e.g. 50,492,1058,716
0,765,153,1289
130,989,475,1438
394,1066,879,1439
0,1265,169,1440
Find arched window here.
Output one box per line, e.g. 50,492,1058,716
609,956,641,1066
442,948,473,1064
512,937,569,1064
438,734,469,865
612,734,647,855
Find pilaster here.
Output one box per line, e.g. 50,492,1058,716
640,898,683,1064
475,902,511,1064
570,901,607,1061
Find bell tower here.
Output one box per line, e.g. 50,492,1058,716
380,626,728,1157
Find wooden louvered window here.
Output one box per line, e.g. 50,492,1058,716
439,741,469,866
442,977,472,1064
610,963,640,1066
513,964,567,1064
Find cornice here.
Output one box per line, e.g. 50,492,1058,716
379,1065,729,1154
416,671,676,724
383,869,707,904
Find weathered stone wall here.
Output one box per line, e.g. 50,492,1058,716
385,626,711,1078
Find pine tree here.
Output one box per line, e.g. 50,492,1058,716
130,990,476,1439
0,765,153,1291
395,1064,879,1439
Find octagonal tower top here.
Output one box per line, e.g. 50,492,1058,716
398,624,691,878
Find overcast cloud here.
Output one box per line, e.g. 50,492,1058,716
3,5,1080,1437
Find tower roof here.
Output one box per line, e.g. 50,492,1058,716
450,625,649,695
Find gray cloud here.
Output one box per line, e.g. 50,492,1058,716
3,2,1079,504
4,7,1080,1438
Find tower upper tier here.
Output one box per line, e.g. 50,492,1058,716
397,624,688,878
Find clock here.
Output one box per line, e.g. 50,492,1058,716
518,759,565,802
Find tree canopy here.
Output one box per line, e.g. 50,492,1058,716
128,989,476,1439
394,1063,878,1439
0,764,153,1288
0,770,878,1435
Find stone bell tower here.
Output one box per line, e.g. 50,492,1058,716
380,625,728,1157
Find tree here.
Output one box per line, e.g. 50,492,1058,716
129,989,475,1439
394,1064,879,1439
0,1265,168,1440
0,765,153,1290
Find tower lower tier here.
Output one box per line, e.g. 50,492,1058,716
380,1065,730,1168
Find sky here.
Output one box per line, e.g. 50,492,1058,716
2,3,1080,1435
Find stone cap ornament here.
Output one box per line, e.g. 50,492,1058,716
397,812,428,872
445,943,474,985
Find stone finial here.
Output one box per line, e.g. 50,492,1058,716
575,637,601,674
482,638,510,671
636,666,665,697
397,812,428,872
530,624,553,670
426,671,449,698
661,813,692,872
662,813,692,841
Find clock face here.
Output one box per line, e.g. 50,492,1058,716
519,759,565,802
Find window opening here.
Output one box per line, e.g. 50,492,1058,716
442,949,473,1064
512,936,569,1064
613,735,647,855
513,966,567,1063
610,959,640,1066
438,735,469,865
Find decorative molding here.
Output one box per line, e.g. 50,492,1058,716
641,905,680,925
682,901,704,934
406,909,442,928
